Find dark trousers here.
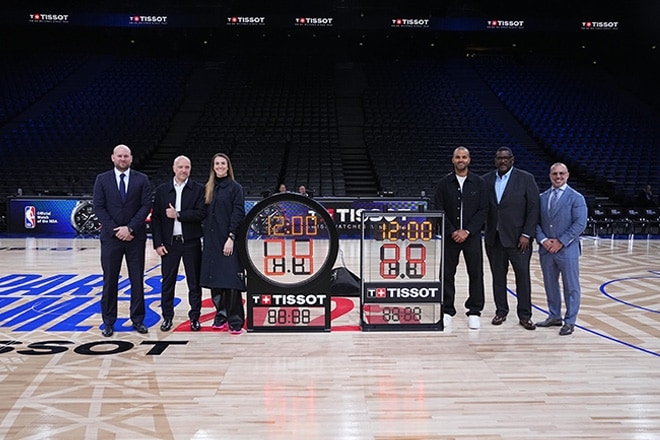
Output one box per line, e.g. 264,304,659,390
211,289,245,330
485,233,533,320
100,237,146,327
160,237,202,320
443,233,485,317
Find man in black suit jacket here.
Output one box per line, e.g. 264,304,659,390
433,147,488,330
93,144,152,336
151,156,206,332
483,147,539,330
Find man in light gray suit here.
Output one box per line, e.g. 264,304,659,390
535,163,587,336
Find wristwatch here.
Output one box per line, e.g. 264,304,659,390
70,200,102,235
228,232,236,241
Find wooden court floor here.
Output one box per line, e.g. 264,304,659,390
0,236,659,439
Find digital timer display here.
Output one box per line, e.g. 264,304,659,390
361,211,444,331
362,303,441,325
251,306,326,327
376,219,434,242
242,195,337,288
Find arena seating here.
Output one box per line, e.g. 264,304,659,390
0,48,658,237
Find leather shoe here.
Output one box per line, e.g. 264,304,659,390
559,324,575,335
132,323,148,334
536,317,563,327
519,319,536,330
190,320,201,331
160,319,173,332
491,314,507,325
102,326,114,337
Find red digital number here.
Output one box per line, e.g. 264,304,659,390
406,243,426,278
264,239,286,275
379,243,427,279
380,243,400,279
263,238,314,276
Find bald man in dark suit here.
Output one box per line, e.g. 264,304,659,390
483,147,539,330
93,144,152,336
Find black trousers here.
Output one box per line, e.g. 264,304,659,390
485,232,533,320
100,237,146,327
211,288,245,330
160,237,202,321
443,233,485,317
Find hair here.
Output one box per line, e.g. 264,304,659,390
453,146,470,157
205,152,235,204
496,146,514,157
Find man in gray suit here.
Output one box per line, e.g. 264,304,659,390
535,163,587,336
483,147,539,330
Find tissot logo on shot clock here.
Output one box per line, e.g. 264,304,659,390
367,287,439,298
254,294,328,306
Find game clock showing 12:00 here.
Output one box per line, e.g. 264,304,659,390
237,193,339,332
360,211,444,331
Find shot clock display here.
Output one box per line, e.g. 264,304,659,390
237,193,339,332
360,211,445,331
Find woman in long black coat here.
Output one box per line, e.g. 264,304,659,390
200,152,246,334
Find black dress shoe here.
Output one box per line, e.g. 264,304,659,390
559,324,575,335
519,319,536,330
160,319,173,331
491,314,507,325
190,320,201,331
536,317,563,327
132,323,148,334
102,326,114,337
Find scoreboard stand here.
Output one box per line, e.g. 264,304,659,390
237,193,339,332
360,211,445,331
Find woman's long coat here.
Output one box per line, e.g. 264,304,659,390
200,177,246,290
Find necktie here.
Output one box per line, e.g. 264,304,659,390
119,173,127,202
549,188,559,213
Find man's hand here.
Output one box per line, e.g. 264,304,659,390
517,235,531,252
155,245,168,257
166,203,177,219
451,229,469,243
542,238,564,254
113,226,134,241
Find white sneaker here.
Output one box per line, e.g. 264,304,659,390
443,314,453,328
468,315,481,330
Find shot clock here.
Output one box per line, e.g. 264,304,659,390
237,192,339,332
360,211,445,331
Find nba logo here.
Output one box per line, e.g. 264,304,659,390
25,206,36,229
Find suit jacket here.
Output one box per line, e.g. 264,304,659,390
483,167,540,247
93,169,152,241
432,171,488,236
151,178,206,247
536,185,588,259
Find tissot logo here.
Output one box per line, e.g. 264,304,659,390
254,294,328,306
487,19,525,29
581,21,619,30
367,287,439,298
391,18,430,28
227,16,266,26
295,17,334,27
129,15,168,25
29,13,70,24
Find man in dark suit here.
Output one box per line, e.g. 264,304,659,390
93,144,152,336
151,155,206,332
433,147,488,330
535,163,587,336
483,147,539,330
